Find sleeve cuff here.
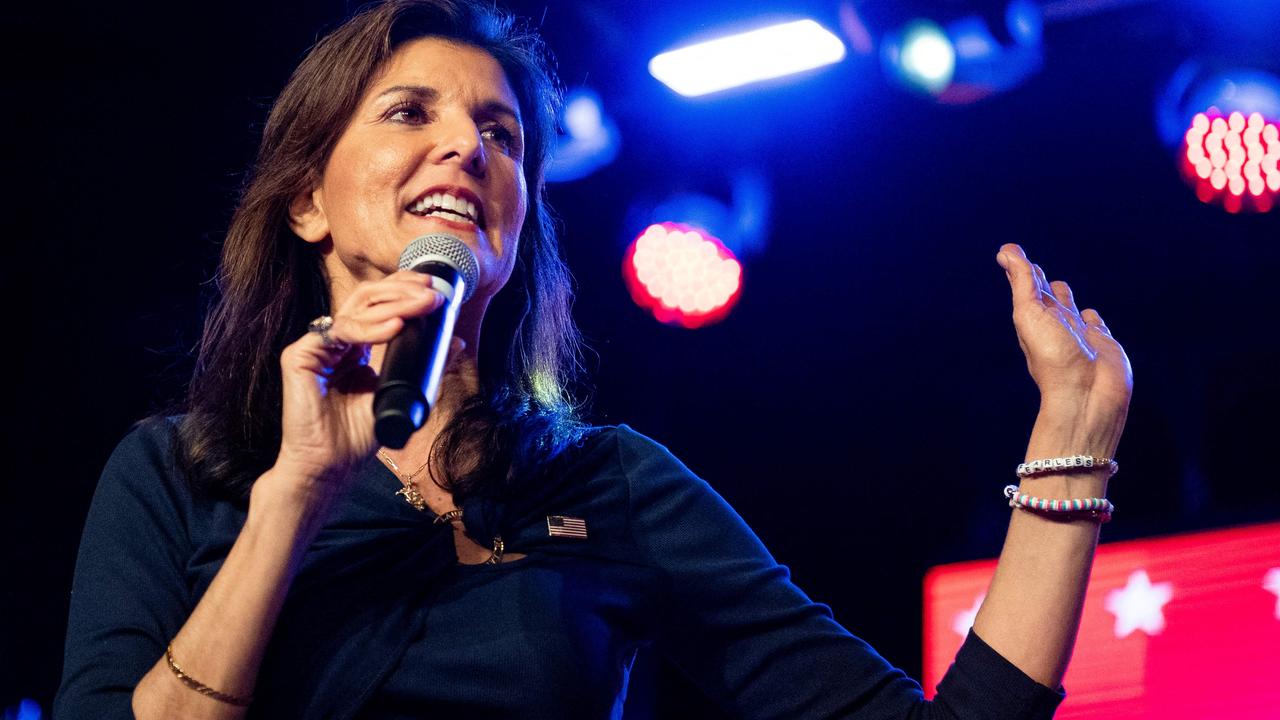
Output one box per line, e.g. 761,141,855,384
933,629,1066,720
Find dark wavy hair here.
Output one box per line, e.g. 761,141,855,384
176,0,585,502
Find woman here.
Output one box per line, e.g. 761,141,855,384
55,0,1132,718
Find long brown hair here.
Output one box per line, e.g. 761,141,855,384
177,0,584,502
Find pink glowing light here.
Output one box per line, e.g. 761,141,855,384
1182,110,1280,213
623,222,744,329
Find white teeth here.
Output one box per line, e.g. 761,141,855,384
408,191,479,223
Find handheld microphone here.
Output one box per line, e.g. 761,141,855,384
373,233,480,449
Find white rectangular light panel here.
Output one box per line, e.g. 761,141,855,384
649,19,847,97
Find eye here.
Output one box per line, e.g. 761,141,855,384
481,123,523,157
384,100,432,125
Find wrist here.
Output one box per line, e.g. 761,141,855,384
1028,398,1126,461
248,466,339,545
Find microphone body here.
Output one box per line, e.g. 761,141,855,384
373,234,479,449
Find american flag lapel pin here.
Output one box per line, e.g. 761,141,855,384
546,515,588,540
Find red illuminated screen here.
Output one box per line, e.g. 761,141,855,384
923,522,1280,718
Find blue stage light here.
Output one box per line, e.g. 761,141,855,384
625,169,772,261
648,19,846,97
546,88,619,183
1005,0,1043,47
564,93,604,139
894,20,955,94
882,3,1043,104
1156,62,1280,147
2,699,43,720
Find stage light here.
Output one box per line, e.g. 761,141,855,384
1158,64,1280,212
1181,109,1280,212
625,168,773,262
888,20,954,94
546,88,619,183
1157,63,1280,145
648,19,845,97
622,223,743,329
881,2,1043,104
3,700,42,720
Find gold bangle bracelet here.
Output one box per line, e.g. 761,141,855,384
165,643,254,707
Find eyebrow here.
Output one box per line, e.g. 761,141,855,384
375,84,522,125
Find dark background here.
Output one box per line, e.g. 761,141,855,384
5,0,1278,716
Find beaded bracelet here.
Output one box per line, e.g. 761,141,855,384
1017,455,1118,479
165,643,253,706
1004,485,1115,523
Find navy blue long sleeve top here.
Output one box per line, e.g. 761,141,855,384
55,419,1065,719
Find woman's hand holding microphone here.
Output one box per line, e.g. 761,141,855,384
264,270,449,512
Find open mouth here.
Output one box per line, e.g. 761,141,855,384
406,187,485,227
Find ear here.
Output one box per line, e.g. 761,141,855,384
288,185,330,243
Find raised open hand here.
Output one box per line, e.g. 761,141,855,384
997,244,1132,458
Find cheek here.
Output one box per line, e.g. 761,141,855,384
325,143,412,219
509,171,529,236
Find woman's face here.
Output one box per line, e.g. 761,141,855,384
291,36,528,305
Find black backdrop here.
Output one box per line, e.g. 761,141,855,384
5,0,1278,715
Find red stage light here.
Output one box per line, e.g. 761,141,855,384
1181,110,1280,213
622,223,743,329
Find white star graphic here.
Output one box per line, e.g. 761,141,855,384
1105,569,1173,638
1264,568,1280,620
952,594,984,638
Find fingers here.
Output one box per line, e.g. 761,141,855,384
348,272,435,308
1050,280,1079,315
997,245,1087,317
282,272,448,381
1049,278,1089,336
1032,264,1051,297
1081,308,1111,335
996,243,1041,306
358,293,443,325
329,274,446,346
281,328,354,379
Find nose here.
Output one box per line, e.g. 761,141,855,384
429,112,487,177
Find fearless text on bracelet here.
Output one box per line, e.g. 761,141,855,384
1017,455,1118,479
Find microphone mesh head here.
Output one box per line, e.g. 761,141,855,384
397,233,481,302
